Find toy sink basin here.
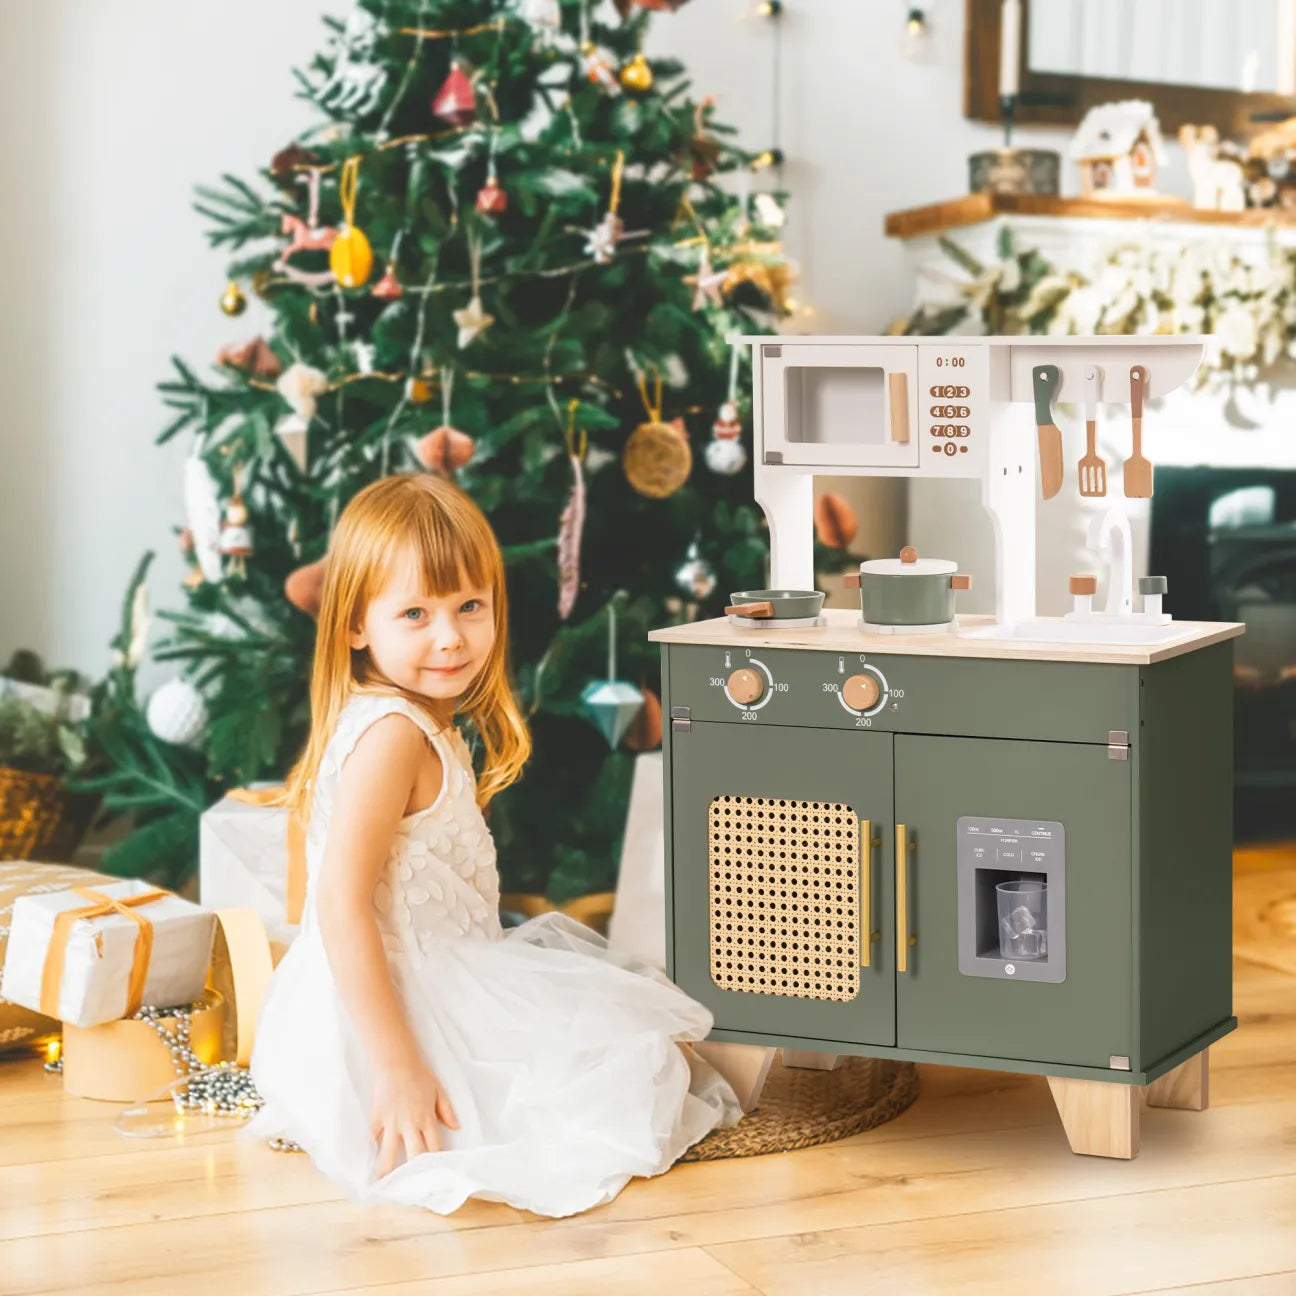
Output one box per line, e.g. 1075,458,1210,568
960,618,1188,645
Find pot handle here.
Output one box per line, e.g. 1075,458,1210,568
843,573,861,589
726,601,775,618
950,574,972,591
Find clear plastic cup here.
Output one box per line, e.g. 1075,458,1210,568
996,879,1047,960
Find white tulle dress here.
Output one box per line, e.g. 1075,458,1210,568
243,691,742,1218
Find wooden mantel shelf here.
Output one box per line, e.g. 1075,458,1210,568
885,193,1296,240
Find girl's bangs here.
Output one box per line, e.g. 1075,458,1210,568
368,498,493,603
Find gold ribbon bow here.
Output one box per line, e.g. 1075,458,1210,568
39,886,168,1020
226,787,307,926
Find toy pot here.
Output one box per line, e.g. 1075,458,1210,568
844,547,972,626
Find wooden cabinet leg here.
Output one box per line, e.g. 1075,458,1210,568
780,1049,843,1071
690,1041,777,1113
1144,1047,1209,1111
1046,1075,1140,1159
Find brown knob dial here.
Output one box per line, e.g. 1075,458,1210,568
727,668,765,706
841,673,882,713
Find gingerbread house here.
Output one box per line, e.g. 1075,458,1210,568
1069,99,1165,197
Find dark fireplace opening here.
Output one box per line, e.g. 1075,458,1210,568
1150,468,1296,841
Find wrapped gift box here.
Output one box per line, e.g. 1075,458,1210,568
199,788,302,954
0,878,215,1028
0,860,112,1052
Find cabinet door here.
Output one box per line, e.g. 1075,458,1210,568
670,722,895,1046
760,344,919,470
894,734,1133,1068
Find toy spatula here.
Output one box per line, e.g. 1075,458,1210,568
1031,364,1064,500
1124,365,1153,498
1078,365,1107,497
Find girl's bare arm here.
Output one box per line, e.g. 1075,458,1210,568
314,714,439,1068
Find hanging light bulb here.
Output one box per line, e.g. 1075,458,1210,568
754,0,782,15
901,6,934,60
752,148,785,171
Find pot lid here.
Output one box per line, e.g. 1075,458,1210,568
858,546,958,577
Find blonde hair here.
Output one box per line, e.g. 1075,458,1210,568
280,474,531,826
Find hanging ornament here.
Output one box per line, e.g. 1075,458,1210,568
814,490,859,550
314,7,389,115
274,363,329,472
453,230,494,348
183,452,225,585
620,52,654,93
216,336,282,380
146,677,208,748
219,281,247,316
433,59,477,126
415,368,475,475
675,542,717,600
178,529,204,590
371,263,403,299
285,556,328,620
582,151,647,262
722,240,797,313
407,374,434,404
557,401,587,621
476,137,508,214
275,169,337,289
754,192,787,229
219,465,254,579
685,98,721,181
522,0,562,40
330,155,373,288
269,143,322,189
623,372,692,499
624,687,662,751
580,596,645,748
685,242,726,311
705,346,748,475
352,339,376,374
580,37,621,93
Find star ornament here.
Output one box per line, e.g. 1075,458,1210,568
453,294,494,348
685,247,726,310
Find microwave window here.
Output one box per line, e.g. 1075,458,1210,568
784,366,887,446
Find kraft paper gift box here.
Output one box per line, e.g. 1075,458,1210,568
199,787,304,954
0,879,215,1028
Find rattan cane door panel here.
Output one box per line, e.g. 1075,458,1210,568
670,723,895,1046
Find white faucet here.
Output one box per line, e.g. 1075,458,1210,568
1086,507,1134,617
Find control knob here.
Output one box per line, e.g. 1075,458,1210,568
727,668,766,706
841,673,882,713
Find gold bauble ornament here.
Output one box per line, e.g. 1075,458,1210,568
622,418,692,499
220,281,247,316
620,52,654,92
407,376,434,404
330,225,373,288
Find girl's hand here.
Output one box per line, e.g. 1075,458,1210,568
370,1053,460,1178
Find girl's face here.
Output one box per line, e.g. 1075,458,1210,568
348,549,496,709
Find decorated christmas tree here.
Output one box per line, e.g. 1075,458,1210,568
81,0,816,900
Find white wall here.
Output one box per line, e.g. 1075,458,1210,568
0,0,1074,685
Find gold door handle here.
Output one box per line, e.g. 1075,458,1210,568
896,823,914,973
888,372,910,443
860,819,880,968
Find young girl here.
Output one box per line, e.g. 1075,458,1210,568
244,473,741,1218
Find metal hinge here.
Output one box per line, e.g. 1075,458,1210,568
1109,1055,1131,1071
763,450,783,465
671,718,692,734
670,706,691,720
1107,730,1129,761
762,344,782,358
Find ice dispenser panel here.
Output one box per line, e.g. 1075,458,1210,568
957,816,1066,983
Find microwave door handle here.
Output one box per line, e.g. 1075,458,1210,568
888,372,910,444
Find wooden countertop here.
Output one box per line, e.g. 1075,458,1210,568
883,193,1296,240
648,609,1245,665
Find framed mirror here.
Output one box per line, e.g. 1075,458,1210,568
966,0,1296,137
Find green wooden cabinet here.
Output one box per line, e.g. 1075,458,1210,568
661,639,1237,1087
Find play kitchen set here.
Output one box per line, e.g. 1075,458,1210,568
649,336,1244,1159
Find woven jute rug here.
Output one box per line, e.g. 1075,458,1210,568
679,1055,920,1163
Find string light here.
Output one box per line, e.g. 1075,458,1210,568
755,1,782,15
752,148,785,170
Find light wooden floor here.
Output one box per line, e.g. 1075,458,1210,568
2,849,1295,1296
